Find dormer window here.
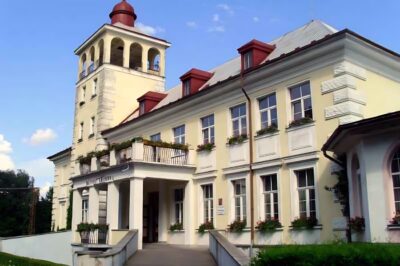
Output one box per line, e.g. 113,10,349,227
137,91,167,116
183,80,191,96
139,101,145,115
244,51,253,70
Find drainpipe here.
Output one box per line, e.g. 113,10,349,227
240,72,255,256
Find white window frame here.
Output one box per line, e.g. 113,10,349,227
82,197,89,223
90,117,95,136
295,168,316,219
243,51,253,70
262,174,279,220
201,114,215,144
258,93,278,129
232,179,247,221
92,79,97,96
173,125,185,144
392,149,400,214
202,184,214,223
289,81,312,121
183,80,191,96
173,188,184,224
230,103,247,137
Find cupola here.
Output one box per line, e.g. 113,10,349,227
180,68,213,97
109,0,137,27
137,91,167,115
237,39,275,72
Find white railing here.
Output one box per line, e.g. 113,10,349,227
143,145,188,166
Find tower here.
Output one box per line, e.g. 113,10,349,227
71,0,170,169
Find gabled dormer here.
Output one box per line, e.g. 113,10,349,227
180,68,213,97
237,39,275,72
137,91,167,115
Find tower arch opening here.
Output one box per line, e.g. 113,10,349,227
110,38,125,67
129,43,143,70
148,48,160,73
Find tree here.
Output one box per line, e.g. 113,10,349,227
0,170,34,237
35,187,53,234
66,190,73,230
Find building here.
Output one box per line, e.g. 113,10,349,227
322,111,400,243
48,0,400,249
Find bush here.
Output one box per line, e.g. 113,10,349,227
256,218,282,232
251,244,400,266
169,223,183,231
198,221,214,234
228,220,246,233
196,143,215,152
291,216,318,229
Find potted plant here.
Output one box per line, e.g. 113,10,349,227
169,222,183,232
256,218,282,233
256,124,278,136
77,223,90,244
196,143,215,152
291,216,318,230
349,217,365,232
96,224,109,244
288,117,314,128
227,134,248,145
198,221,214,234
390,212,400,225
228,220,246,233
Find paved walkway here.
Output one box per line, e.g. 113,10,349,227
126,243,217,266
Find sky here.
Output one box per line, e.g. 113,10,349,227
0,0,400,194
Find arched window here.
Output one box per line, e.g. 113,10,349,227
148,48,160,73
351,155,363,217
129,43,143,70
98,39,104,67
89,46,95,73
80,53,87,79
110,38,124,67
391,149,400,214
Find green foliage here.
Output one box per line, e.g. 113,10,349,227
349,217,365,232
256,218,282,233
143,139,189,151
111,140,133,152
325,170,349,217
251,244,400,266
288,117,314,128
227,134,248,145
35,186,53,234
78,154,92,165
390,212,400,225
291,216,318,230
256,125,278,136
196,143,215,152
0,170,34,237
198,221,214,234
94,149,109,159
169,223,183,231
228,220,246,233
0,252,64,266
66,190,73,230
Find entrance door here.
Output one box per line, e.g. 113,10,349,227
146,192,159,243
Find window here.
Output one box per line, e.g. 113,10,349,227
78,122,84,141
391,149,400,213
92,79,97,96
89,117,95,136
150,133,161,142
82,198,89,223
174,189,184,224
202,184,213,223
173,125,185,144
183,80,191,96
290,82,312,121
296,168,316,218
244,51,253,70
262,174,279,220
233,179,246,221
81,86,86,103
231,104,247,137
139,101,145,115
259,93,278,129
201,114,215,144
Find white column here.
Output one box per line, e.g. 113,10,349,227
107,182,120,230
142,48,148,73
72,189,83,243
123,41,131,68
104,37,111,64
158,180,168,242
184,180,195,245
88,187,99,224
129,178,144,249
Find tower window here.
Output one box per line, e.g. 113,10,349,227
80,86,86,105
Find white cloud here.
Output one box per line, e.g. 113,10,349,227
217,4,234,15
136,22,165,36
253,16,260,23
40,182,52,198
208,25,225,33
186,21,198,28
0,134,14,170
213,14,220,22
17,158,54,188
23,128,57,146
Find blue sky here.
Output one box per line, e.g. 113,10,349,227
0,0,400,192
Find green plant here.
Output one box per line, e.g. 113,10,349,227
76,223,90,233
95,149,109,158
288,117,314,128
256,218,282,232
111,140,133,152
66,190,73,230
291,216,318,229
169,222,183,231
198,221,214,234
196,143,215,152
132,136,144,143
228,220,246,233
0,252,64,266
143,139,189,151
227,134,248,145
349,217,365,232
96,224,109,232
100,161,109,167
78,155,92,165
256,125,278,136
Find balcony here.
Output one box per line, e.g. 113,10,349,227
88,62,95,74
79,70,87,80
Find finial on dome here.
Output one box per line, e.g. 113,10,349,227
109,0,137,27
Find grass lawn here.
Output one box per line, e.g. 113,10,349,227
252,243,400,266
0,252,65,266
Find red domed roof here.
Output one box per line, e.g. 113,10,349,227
109,0,137,27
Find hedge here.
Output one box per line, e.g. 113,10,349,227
0,252,64,266
251,244,400,266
